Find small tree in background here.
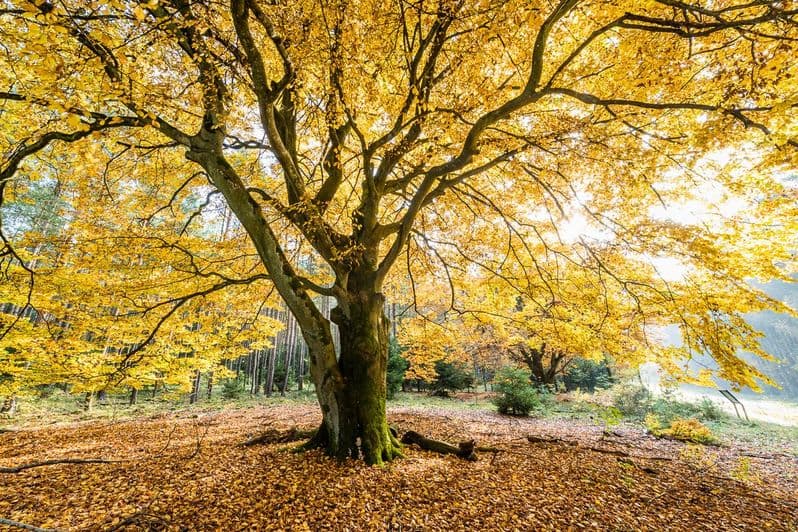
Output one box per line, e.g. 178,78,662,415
386,338,409,400
562,358,614,392
493,367,541,416
431,361,474,397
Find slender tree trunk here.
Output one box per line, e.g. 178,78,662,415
266,346,276,397
83,392,94,412
129,388,138,406
282,316,296,396
189,370,201,404
297,341,305,391
206,371,214,399
250,350,261,395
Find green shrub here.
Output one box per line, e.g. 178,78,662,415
431,360,474,397
648,396,726,424
698,397,724,421
386,338,409,400
611,382,651,417
493,367,541,416
562,358,614,392
221,377,247,399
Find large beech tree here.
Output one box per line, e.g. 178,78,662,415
1,0,797,463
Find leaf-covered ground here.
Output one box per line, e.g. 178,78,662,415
1,404,796,531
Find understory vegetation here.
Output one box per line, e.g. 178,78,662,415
4,376,795,454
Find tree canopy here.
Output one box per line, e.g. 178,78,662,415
1,0,797,462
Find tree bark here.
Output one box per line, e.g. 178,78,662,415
1,396,17,416
83,392,94,412
189,370,201,404
297,341,305,391
304,286,402,465
518,344,563,387
265,346,276,397
129,388,138,406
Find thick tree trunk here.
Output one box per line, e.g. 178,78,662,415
518,344,562,388
305,289,402,465
194,152,398,464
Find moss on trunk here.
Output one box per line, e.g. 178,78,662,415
307,288,403,465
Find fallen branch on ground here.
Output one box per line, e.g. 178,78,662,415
527,434,574,445
0,458,114,474
0,517,56,531
527,434,674,463
401,430,477,461
240,427,317,447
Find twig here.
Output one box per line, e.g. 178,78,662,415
0,458,114,474
0,517,57,531
103,510,169,531
240,427,317,447
186,421,210,460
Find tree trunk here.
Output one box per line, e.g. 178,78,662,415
281,318,295,396
518,344,561,387
250,350,260,395
206,371,214,399
189,370,201,404
129,388,138,406
265,346,276,397
297,341,305,391
0,396,17,416
305,289,402,465
83,392,94,412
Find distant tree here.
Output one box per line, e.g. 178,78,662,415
562,358,614,392
493,367,541,416
431,360,474,397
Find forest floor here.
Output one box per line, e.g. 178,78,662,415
1,400,797,531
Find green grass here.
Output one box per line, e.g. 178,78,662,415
704,417,798,454
388,391,494,410
4,387,797,456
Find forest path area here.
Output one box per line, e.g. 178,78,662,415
1,404,796,531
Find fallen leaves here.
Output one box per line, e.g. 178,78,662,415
0,404,795,530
